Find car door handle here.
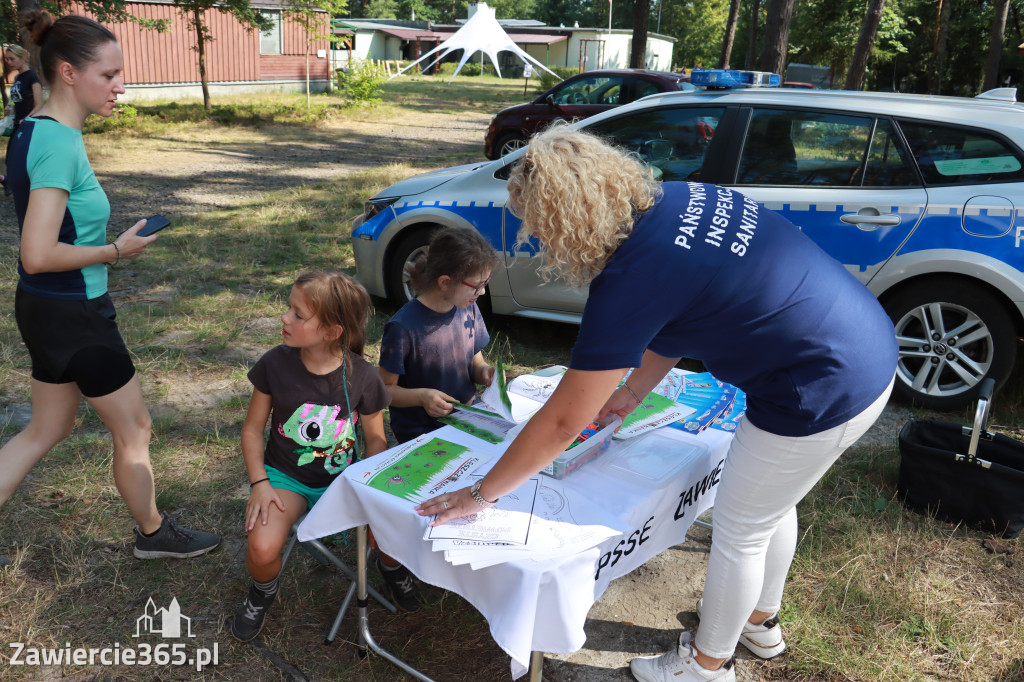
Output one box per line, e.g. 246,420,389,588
840,213,901,228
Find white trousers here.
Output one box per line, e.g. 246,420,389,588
694,378,893,659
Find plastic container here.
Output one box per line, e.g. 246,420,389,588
599,430,709,488
540,415,620,480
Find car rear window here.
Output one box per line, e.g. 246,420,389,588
898,121,1024,185
736,109,917,187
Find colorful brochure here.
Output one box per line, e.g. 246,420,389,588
359,436,487,503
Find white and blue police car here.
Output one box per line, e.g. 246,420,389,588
352,69,1024,411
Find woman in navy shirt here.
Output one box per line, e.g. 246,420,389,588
2,44,42,193
418,125,897,682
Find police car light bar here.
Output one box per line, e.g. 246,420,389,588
690,69,781,89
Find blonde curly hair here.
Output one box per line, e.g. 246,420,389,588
507,122,661,287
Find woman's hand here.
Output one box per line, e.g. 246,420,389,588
113,219,159,260
415,486,479,526
420,388,456,418
245,481,286,531
597,385,641,421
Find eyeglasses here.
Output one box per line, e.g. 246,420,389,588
461,277,491,294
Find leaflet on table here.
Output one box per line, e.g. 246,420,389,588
423,476,540,545
710,390,746,432
673,379,738,434
614,391,695,440
439,407,518,445
432,477,625,568
625,367,688,401
359,436,489,503
477,358,563,423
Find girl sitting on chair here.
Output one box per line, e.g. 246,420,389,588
232,271,391,642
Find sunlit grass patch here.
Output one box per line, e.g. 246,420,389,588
785,443,1024,680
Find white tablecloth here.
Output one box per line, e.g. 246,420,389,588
298,424,732,678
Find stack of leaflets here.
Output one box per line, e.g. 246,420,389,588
424,474,624,570
440,363,620,479
621,369,746,434
614,373,696,440
356,436,623,569
671,372,746,434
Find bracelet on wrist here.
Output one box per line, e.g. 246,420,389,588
470,479,496,508
249,477,270,490
109,241,120,267
622,382,643,405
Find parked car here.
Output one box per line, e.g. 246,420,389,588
353,82,1024,410
483,69,694,159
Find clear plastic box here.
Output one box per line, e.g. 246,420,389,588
599,430,709,488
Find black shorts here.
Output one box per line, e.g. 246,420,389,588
14,287,136,397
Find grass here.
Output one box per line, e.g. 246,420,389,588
1,87,1023,681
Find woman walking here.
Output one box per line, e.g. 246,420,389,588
0,12,220,559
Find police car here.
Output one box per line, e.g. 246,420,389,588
352,69,1024,410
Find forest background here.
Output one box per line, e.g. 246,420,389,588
344,0,1022,97
1,0,1021,102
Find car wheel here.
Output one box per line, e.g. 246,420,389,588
388,228,438,306
883,280,1018,411
497,132,527,157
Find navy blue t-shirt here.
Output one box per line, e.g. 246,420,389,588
379,299,490,442
571,181,897,437
10,70,40,125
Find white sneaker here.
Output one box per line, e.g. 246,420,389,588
630,632,737,682
696,598,787,659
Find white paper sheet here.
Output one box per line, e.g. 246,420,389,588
430,478,624,568
423,476,540,545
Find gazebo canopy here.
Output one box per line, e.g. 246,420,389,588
392,3,559,82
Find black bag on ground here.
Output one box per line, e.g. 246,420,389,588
897,379,1024,539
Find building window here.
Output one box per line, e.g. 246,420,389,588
260,11,282,55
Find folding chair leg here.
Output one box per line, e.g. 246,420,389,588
283,518,396,647
324,582,357,644
279,530,299,571
303,537,396,613
356,525,437,682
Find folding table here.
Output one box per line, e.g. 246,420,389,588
299,424,733,680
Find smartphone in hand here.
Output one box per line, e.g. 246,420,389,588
137,215,171,237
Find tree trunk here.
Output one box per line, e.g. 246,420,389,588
305,23,311,109
983,0,1010,91
844,0,886,91
15,0,40,45
930,0,953,94
719,0,743,69
760,0,796,75
745,0,760,70
193,5,211,112
629,0,650,69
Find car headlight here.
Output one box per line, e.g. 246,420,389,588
364,196,399,220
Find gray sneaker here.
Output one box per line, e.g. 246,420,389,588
133,513,221,559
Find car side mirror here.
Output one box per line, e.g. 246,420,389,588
545,94,556,108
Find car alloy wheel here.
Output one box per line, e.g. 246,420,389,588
884,281,1017,410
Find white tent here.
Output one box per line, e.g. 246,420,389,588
391,3,559,83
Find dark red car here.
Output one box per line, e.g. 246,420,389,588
483,69,695,159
